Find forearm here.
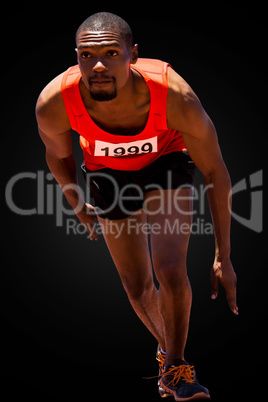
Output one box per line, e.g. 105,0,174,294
204,163,232,260
46,151,84,211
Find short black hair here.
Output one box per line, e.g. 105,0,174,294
76,12,134,49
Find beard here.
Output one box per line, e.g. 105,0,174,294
89,76,117,102
90,87,117,102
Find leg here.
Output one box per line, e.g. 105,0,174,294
145,189,193,367
97,210,165,350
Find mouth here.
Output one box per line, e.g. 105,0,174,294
89,77,115,87
90,80,112,87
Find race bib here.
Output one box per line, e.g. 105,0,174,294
94,136,158,157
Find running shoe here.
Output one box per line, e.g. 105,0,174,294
160,358,210,401
156,345,172,398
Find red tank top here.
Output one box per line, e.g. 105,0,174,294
61,58,186,171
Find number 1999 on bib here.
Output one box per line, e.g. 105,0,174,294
94,136,158,157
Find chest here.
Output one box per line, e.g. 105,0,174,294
88,103,150,135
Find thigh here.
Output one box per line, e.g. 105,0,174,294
97,210,153,289
82,164,144,220
145,188,193,271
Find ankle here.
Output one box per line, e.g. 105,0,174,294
164,354,185,368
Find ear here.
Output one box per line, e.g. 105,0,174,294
75,48,79,62
130,44,139,64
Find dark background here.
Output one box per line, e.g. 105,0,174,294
2,4,265,401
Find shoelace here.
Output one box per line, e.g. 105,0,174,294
151,353,195,386
162,364,195,386
156,351,165,370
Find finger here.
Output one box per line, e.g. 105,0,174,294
226,287,238,315
210,270,219,300
89,227,98,241
89,230,98,240
83,221,98,240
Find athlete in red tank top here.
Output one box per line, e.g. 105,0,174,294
61,59,186,171
36,12,238,401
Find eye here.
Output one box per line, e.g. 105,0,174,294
80,52,91,59
107,50,119,57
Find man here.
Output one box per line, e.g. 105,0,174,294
36,12,238,401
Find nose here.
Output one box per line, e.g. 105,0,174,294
92,60,108,73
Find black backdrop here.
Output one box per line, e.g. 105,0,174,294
2,4,265,401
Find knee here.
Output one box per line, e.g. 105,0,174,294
155,262,189,292
122,276,154,302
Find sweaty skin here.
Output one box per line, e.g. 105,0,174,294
36,29,238,368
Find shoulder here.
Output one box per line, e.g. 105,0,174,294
36,72,70,134
132,58,170,86
166,67,216,142
167,67,203,117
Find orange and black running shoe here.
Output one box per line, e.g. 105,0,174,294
159,358,210,401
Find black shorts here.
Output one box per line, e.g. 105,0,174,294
81,151,196,220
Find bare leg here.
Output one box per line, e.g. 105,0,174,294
97,210,165,350
145,189,193,366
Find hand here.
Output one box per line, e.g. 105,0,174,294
211,256,238,315
76,203,99,240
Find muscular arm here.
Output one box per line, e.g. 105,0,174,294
166,67,238,314
36,74,97,239
38,127,82,211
